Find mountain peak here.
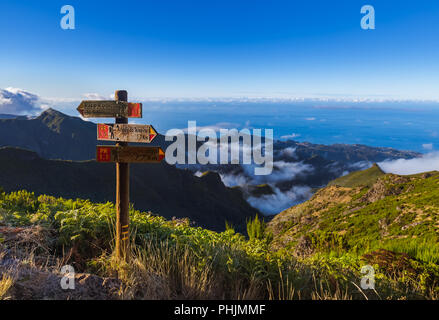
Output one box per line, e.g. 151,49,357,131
33,108,86,135
328,163,386,188
37,108,68,119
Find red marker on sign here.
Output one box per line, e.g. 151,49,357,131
98,124,109,139
96,146,112,162
127,103,141,118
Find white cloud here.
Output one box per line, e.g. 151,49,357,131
219,173,249,187
280,133,301,140
349,161,372,171
422,143,433,150
280,147,297,158
378,152,439,175
82,93,108,100
262,161,313,183
216,144,312,182
305,117,316,121
0,87,43,115
247,186,312,215
214,149,314,214
181,122,240,133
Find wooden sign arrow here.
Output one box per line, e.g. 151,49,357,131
96,146,165,163
97,124,158,143
77,101,142,118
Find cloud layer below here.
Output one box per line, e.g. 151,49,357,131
216,157,314,215
247,186,312,215
378,152,439,175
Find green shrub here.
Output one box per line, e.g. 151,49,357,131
247,215,266,241
1,188,438,299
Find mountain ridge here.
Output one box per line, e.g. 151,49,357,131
327,163,385,188
0,108,424,216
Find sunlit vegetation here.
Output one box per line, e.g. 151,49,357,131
0,177,438,299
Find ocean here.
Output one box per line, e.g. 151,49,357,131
129,100,439,153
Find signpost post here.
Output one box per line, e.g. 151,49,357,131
115,90,130,262
77,90,163,262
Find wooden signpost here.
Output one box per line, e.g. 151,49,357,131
77,90,163,262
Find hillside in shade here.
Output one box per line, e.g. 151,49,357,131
0,147,258,232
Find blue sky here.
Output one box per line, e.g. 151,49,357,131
1,0,439,100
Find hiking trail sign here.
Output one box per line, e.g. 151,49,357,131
96,146,165,163
97,123,158,143
77,90,164,262
77,100,142,118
